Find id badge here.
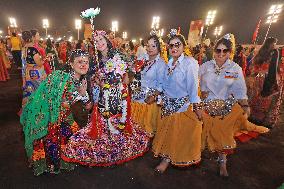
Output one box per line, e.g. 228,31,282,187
224,71,238,79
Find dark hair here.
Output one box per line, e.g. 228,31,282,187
168,35,187,47
233,45,244,67
46,38,52,48
129,41,135,51
214,38,233,52
67,41,72,50
141,39,145,47
12,32,16,37
30,29,38,37
69,50,89,63
254,37,277,65
147,35,161,53
97,36,114,60
121,43,126,50
235,45,243,56
22,31,32,42
75,39,83,49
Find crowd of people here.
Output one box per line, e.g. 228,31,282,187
0,26,283,178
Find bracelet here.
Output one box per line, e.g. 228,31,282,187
193,103,203,111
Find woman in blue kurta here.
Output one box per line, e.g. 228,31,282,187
152,30,203,173
131,34,166,137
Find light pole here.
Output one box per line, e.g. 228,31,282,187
42,19,49,37
75,19,82,40
122,31,127,39
151,16,160,31
204,10,216,39
214,26,223,41
111,21,118,38
9,17,17,33
263,4,282,42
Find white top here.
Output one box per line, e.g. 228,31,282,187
162,53,200,112
135,55,166,103
199,59,247,100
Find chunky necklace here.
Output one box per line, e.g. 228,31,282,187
167,60,179,75
143,59,156,73
214,63,225,75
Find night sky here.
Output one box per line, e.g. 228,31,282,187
0,0,283,44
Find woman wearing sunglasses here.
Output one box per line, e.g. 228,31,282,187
152,29,203,173
131,33,166,137
199,34,269,177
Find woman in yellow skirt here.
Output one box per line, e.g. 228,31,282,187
131,33,166,137
199,34,269,177
152,29,203,173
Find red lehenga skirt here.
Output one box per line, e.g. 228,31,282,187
61,105,150,166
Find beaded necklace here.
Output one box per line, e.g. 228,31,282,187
167,60,179,75
214,61,226,75
143,59,156,73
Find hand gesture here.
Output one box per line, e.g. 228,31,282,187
78,78,87,96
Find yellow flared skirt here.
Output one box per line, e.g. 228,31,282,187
131,102,161,137
202,104,269,153
152,107,202,166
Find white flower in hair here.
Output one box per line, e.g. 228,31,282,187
81,7,100,19
223,33,231,41
169,29,178,37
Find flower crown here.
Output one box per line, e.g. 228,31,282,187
222,33,232,41
94,30,107,38
167,28,178,38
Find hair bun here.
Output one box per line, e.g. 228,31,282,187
22,31,32,42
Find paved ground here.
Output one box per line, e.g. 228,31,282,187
0,68,283,189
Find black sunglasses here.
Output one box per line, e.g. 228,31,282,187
215,48,230,54
168,42,182,49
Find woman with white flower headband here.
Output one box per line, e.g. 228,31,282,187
62,30,149,166
20,49,91,175
131,32,167,137
152,29,203,173
199,34,269,177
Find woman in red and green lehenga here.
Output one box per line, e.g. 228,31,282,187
246,37,283,128
20,50,91,175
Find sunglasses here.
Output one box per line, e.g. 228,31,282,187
215,48,230,54
168,42,182,49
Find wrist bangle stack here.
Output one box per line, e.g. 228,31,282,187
193,103,203,111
